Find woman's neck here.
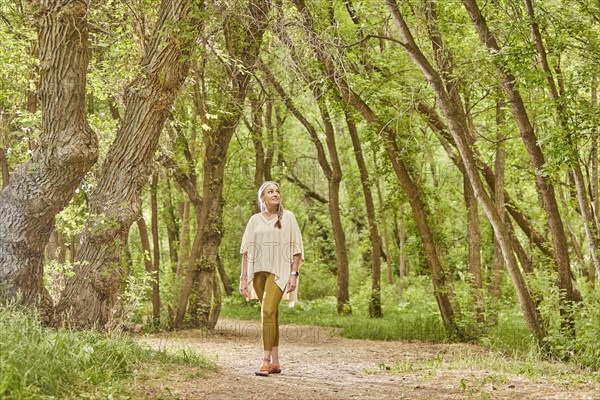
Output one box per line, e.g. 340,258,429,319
265,205,278,215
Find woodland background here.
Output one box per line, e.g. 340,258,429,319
1,0,600,383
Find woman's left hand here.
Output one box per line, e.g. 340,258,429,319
286,275,298,293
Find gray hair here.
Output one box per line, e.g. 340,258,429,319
258,181,283,229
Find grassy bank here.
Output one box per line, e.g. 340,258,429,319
0,305,216,399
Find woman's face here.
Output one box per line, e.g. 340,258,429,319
261,184,281,209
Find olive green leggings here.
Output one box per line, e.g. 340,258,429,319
253,271,284,351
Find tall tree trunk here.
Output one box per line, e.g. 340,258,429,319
163,175,180,271
465,178,484,323
591,80,599,285
388,0,545,342
461,0,578,327
0,0,98,318
174,0,270,328
150,173,161,324
55,0,200,329
177,201,191,277
488,96,506,325
376,178,393,284
397,204,407,298
346,112,382,318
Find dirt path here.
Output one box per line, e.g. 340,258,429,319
139,318,599,399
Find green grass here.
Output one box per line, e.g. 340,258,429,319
221,293,448,342
0,304,216,399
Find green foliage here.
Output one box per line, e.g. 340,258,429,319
0,304,216,399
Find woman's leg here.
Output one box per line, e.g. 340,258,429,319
261,273,283,355
252,272,270,368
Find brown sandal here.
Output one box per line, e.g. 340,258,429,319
255,358,270,376
268,363,281,374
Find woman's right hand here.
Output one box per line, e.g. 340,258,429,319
239,277,248,299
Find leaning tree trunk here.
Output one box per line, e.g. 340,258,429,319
55,0,199,329
0,0,98,319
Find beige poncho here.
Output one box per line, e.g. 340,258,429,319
240,209,304,306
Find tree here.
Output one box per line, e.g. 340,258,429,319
0,0,98,319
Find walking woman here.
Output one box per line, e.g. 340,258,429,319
239,181,304,376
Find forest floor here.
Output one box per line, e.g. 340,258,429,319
137,318,599,400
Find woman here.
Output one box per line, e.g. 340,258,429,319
239,181,304,376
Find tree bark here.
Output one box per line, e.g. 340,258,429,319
346,112,382,318
388,0,545,342
55,0,199,329
461,0,578,322
0,0,98,318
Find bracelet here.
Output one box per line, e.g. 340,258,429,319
290,271,299,277
240,274,247,279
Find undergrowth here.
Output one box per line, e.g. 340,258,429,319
0,304,216,399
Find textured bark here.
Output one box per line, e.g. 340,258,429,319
0,0,98,317
389,0,545,341
174,0,270,328
462,0,577,318
346,112,382,318
55,0,199,329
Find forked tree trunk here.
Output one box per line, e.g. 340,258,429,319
0,0,98,318
388,0,545,342
55,0,199,329
346,112,382,318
